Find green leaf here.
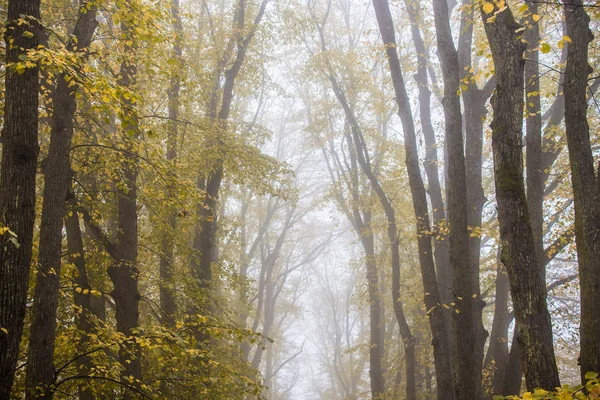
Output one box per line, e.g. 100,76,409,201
585,371,598,380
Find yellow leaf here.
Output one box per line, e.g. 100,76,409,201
532,14,541,22
482,2,494,14
540,42,551,54
1,328,8,334
563,35,572,43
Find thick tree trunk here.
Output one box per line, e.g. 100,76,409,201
432,0,481,397
0,1,41,397
25,3,98,397
563,0,600,381
372,1,454,398
481,3,561,391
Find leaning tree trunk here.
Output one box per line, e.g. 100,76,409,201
25,3,98,397
327,76,417,400
313,6,418,390
563,0,600,382
372,1,454,398
404,0,454,357
0,0,41,397
481,2,561,391
433,0,481,397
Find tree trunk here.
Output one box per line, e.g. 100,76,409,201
563,0,600,382
481,2,561,391
458,1,491,393
191,0,269,313
25,3,97,397
65,198,95,400
361,219,385,398
502,326,523,395
372,1,453,398
483,253,510,398
325,74,417,400
106,13,143,394
403,0,454,355
0,0,41,397
159,0,183,328
433,0,480,397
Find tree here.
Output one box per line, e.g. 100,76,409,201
481,2,561,391
25,2,98,397
372,1,454,398
0,0,41,396
563,0,600,382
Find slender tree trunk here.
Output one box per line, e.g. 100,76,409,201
457,2,491,389
325,75,417,400
403,0,454,354
483,253,510,398
372,1,453,398
433,0,480,397
481,2,561,391
65,199,95,400
524,0,544,284
361,223,385,398
192,0,269,313
0,1,41,396
502,326,523,395
105,10,143,393
25,3,97,397
322,130,385,398
159,0,183,329
563,0,600,381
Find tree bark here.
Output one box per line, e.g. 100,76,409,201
372,1,454,398
432,0,480,397
0,0,41,397
481,3,561,391
563,0,600,382
25,3,97,397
